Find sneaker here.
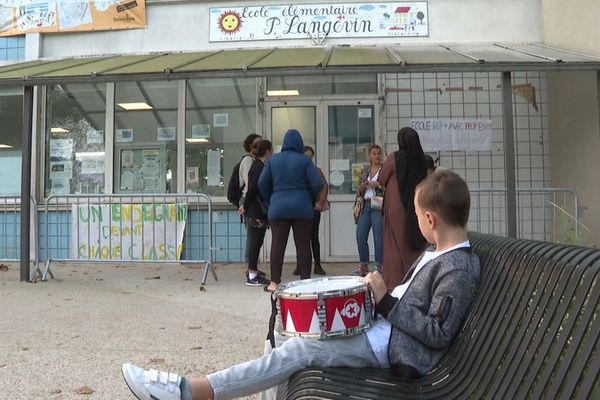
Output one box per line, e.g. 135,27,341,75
122,363,181,400
292,267,300,276
246,274,270,286
245,269,267,278
350,265,369,277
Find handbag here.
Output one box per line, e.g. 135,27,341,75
353,195,364,224
370,187,385,211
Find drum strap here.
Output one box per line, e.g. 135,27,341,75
266,293,278,349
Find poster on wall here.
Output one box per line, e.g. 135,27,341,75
410,119,494,152
70,203,187,261
116,128,133,143
206,149,221,186
0,0,147,37
50,161,73,179
191,124,211,139
49,138,73,159
213,113,229,127
209,2,428,42
80,156,105,174
157,127,176,141
86,129,104,144
186,166,199,187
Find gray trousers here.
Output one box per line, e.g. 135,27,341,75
206,333,380,400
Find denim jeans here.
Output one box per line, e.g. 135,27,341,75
356,201,383,267
206,333,380,400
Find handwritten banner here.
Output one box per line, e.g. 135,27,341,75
209,2,428,42
70,203,186,261
410,119,494,152
0,0,146,37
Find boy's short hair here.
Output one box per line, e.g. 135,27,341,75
243,134,261,152
416,170,470,227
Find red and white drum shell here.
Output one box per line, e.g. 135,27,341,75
274,276,373,339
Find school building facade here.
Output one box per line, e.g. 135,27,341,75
1,0,599,275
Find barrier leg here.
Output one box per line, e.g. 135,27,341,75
29,260,43,282
201,261,218,285
42,259,54,281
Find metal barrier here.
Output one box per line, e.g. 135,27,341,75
42,194,217,285
0,195,41,280
469,188,581,244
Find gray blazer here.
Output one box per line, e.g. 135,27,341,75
377,247,481,380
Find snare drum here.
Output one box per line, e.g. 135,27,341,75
274,276,373,339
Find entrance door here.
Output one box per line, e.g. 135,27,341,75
264,103,318,262
263,100,378,263
325,102,378,261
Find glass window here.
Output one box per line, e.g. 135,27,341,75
115,81,178,193
0,87,23,195
185,78,256,196
45,84,106,196
0,36,25,61
267,74,377,96
271,106,316,153
328,105,375,195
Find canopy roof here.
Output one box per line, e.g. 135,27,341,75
1,43,599,86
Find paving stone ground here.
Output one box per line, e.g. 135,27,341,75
0,261,355,399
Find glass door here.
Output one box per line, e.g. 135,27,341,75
262,100,379,263
264,103,318,262
324,102,378,260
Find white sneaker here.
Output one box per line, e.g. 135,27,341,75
122,363,182,400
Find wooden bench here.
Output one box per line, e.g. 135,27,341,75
284,232,600,399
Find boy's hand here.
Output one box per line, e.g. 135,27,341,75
364,271,387,304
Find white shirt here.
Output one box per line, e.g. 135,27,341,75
238,155,254,197
365,240,471,367
363,168,381,200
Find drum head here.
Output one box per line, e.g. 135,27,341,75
278,276,366,298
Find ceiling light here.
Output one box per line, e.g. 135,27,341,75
186,138,209,143
117,102,153,110
51,127,69,133
0,144,14,148
267,90,300,96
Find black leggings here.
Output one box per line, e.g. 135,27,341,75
247,226,267,270
270,219,312,283
310,210,321,263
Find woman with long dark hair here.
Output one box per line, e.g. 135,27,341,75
378,127,428,290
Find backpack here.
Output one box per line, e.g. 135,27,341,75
226,155,248,206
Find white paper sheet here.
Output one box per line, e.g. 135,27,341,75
207,149,221,186
330,159,350,171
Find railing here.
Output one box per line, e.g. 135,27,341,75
0,195,41,280
42,194,217,284
469,188,581,244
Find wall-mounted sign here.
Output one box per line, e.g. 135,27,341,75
210,2,428,42
0,0,146,37
411,119,494,152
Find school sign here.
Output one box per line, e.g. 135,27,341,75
70,203,186,261
209,2,428,42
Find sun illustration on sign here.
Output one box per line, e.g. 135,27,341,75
218,10,243,34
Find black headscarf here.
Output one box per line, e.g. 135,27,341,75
394,127,427,251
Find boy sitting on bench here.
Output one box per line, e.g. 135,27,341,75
122,169,481,400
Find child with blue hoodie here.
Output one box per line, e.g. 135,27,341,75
258,129,324,292
122,169,480,400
